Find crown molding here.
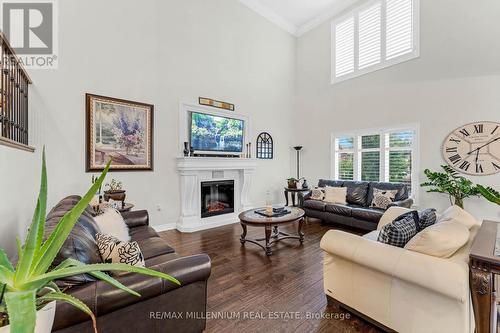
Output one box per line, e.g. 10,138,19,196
296,0,356,36
238,0,299,36
239,0,357,38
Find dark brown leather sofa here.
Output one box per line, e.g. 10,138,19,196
298,180,413,231
45,196,211,333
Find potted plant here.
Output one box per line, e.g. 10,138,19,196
103,179,126,202
421,165,479,208
477,185,500,206
0,150,179,333
287,177,303,189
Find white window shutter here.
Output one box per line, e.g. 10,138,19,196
358,3,382,69
386,0,414,60
334,17,355,77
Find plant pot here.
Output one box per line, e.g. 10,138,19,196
104,190,126,202
0,301,56,333
287,181,297,189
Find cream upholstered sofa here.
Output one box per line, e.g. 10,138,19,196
320,206,480,333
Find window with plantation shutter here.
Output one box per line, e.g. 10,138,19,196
332,125,419,203
331,0,419,84
358,3,381,69
334,17,355,78
386,0,414,59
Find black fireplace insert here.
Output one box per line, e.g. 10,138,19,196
201,180,235,218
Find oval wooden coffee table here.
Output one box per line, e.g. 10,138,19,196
239,207,305,256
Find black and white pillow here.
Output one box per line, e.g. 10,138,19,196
96,233,145,274
377,211,420,247
371,188,398,210
418,208,437,230
310,187,325,201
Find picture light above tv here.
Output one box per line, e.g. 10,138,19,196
189,111,245,154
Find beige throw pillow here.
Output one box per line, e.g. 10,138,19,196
96,233,145,276
324,186,347,205
94,208,130,242
310,187,325,201
404,220,470,258
439,205,480,229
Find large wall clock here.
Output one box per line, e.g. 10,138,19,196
442,121,500,176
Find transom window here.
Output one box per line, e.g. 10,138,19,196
331,0,420,84
332,125,419,199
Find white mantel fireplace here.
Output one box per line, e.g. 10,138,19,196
176,157,257,232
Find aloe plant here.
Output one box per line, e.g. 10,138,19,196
0,149,180,333
477,185,500,206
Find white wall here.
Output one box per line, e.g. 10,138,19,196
0,0,296,255
296,0,500,220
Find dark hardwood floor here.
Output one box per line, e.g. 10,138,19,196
160,219,382,333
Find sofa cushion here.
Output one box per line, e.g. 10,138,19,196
368,182,408,204
370,188,398,209
318,179,343,188
45,196,102,286
94,208,130,242
310,187,325,201
363,230,380,241
137,236,175,260
377,211,419,247
324,186,347,204
418,208,437,230
405,220,470,258
96,233,145,275
439,205,480,229
129,225,160,242
325,204,352,217
303,199,327,211
351,207,384,223
342,181,369,206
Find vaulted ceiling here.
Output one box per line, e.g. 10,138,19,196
239,0,358,36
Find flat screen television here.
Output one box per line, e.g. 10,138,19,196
190,112,245,153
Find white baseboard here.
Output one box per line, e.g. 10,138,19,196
152,223,177,233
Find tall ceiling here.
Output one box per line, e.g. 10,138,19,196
239,0,358,36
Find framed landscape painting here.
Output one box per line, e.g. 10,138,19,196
86,94,154,171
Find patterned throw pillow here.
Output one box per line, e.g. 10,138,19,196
377,211,420,247
371,188,398,209
418,208,437,230
311,187,325,201
96,233,145,275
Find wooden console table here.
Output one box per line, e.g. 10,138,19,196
469,220,500,333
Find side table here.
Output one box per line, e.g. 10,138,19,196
469,220,500,333
284,187,310,207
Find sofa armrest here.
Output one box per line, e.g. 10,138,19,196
320,230,468,302
53,254,211,330
298,190,312,207
121,210,149,228
388,197,413,209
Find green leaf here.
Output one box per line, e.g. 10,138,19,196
0,266,14,286
38,292,97,333
31,160,112,276
22,263,180,291
62,259,140,296
4,290,36,333
15,148,48,282
0,249,14,272
477,185,500,205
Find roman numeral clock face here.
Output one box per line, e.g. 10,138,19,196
443,121,500,176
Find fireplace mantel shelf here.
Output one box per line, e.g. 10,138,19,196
176,157,258,171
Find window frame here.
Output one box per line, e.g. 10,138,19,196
331,123,420,204
331,0,420,84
